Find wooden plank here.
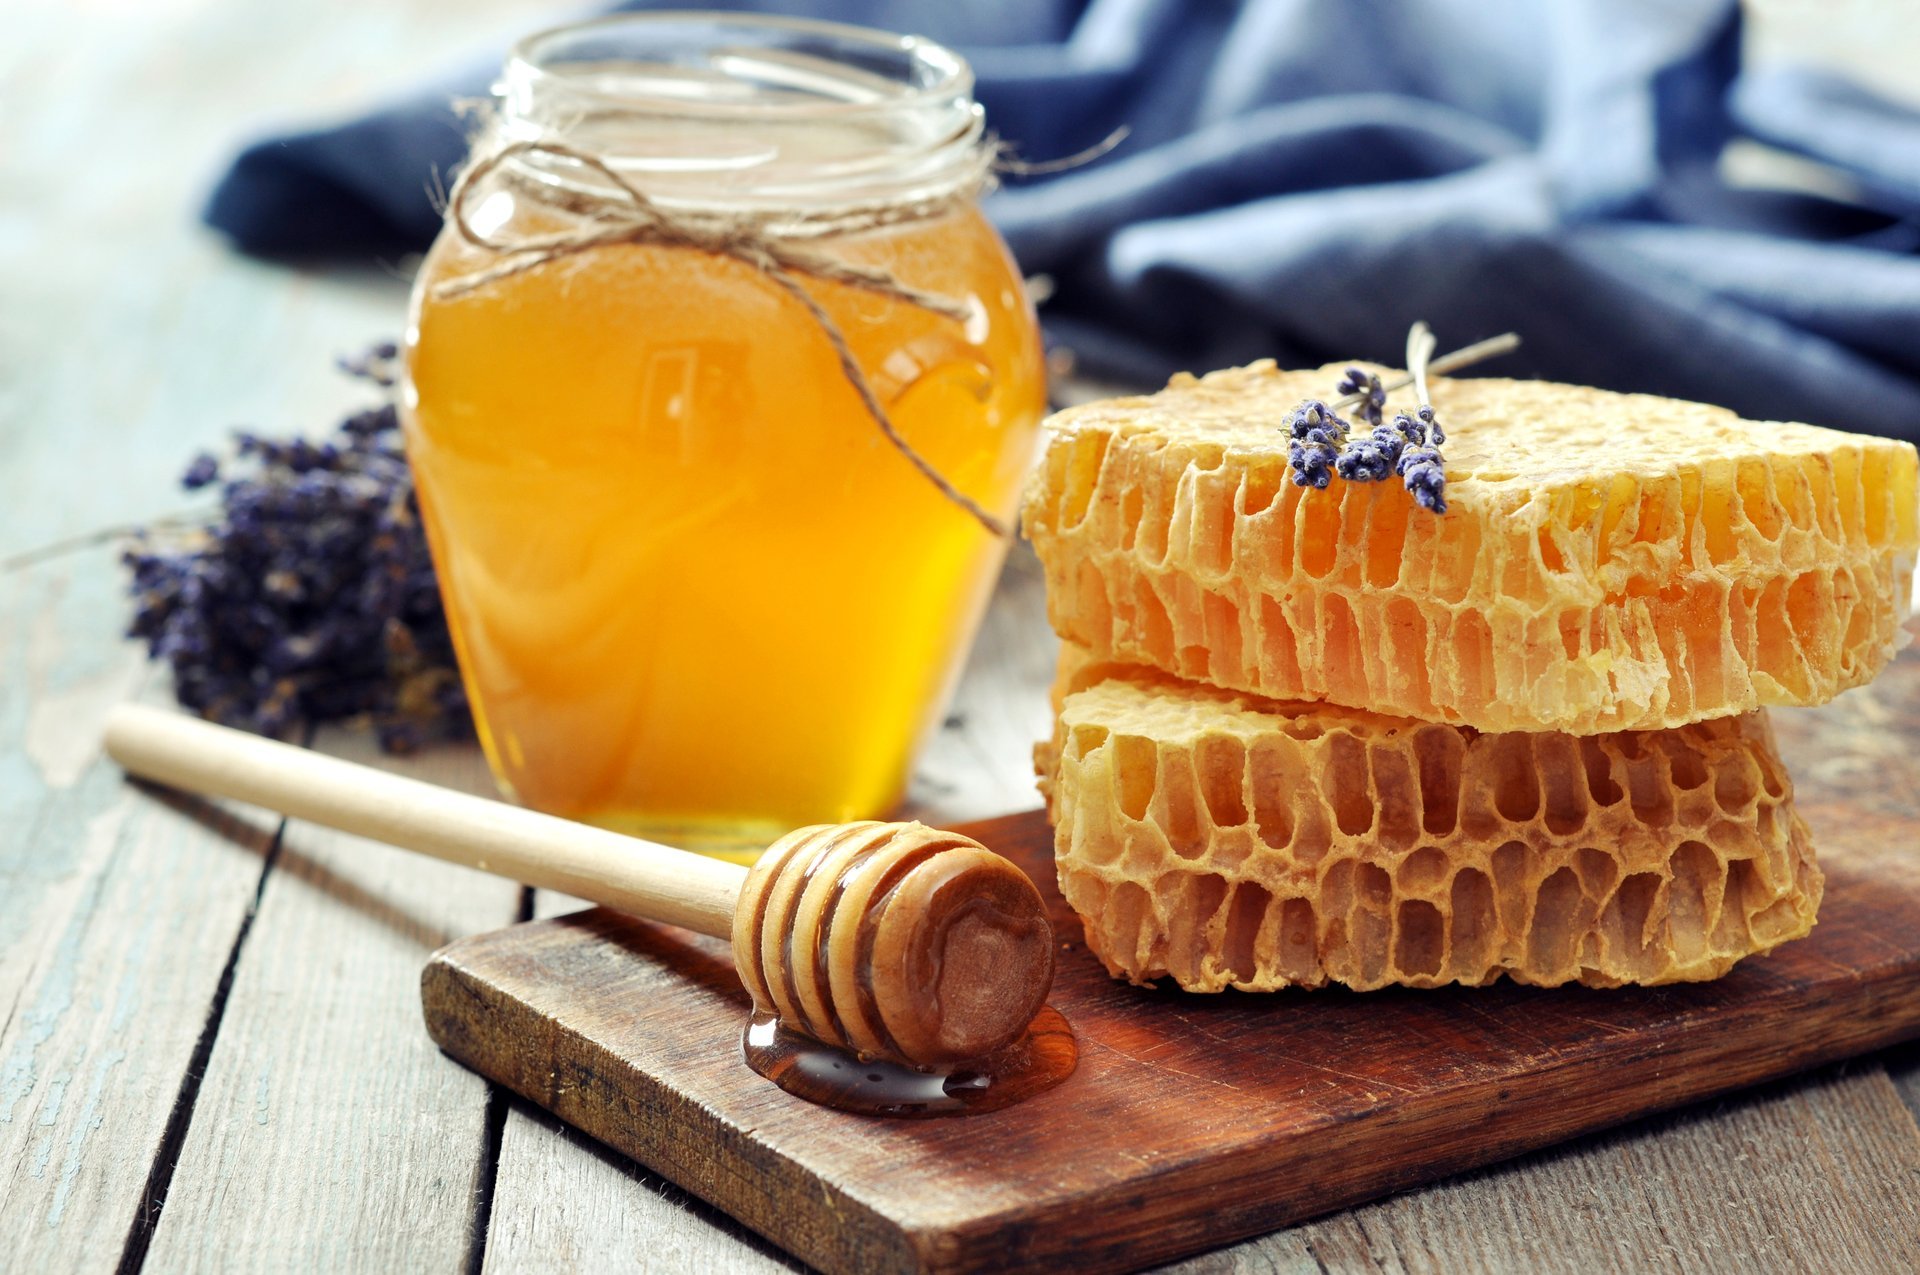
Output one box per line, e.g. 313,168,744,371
138,732,523,1273
1183,1063,1920,1274
482,1098,804,1275
0,559,277,1271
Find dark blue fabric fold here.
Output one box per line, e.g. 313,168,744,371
203,0,1920,439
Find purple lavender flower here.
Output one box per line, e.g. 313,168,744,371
122,339,468,753
1287,400,1351,487
1289,400,1345,441
1390,405,1448,511
1338,405,1435,483
1335,428,1399,482
1398,444,1448,514
181,453,221,491
1382,411,1424,448
1290,441,1336,488
1336,367,1387,427
1287,373,1450,514
341,404,399,440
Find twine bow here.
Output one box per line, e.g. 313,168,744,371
432,138,1006,536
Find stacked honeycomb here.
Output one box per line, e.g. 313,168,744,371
1050,664,1820,990
1026,364,1916,991
1024,363,1918,733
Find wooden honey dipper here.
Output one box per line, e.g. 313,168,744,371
103,705,1056,1070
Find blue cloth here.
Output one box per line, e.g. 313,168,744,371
204,0,1920,440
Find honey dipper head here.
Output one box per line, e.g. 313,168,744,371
732,822,1055,1069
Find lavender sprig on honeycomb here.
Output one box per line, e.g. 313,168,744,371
1335,366,1386,427
1334,421,1405,482
1286,399,1349,488
1393,405,1448,512
1295,378,1449,512
1416,403,1445,446
123,342,470,753
1398,443,1448,514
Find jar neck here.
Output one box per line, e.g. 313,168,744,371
493,13,989,214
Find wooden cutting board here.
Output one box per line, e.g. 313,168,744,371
421,654,1920,1275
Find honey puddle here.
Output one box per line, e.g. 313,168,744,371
742,1006,1077,1117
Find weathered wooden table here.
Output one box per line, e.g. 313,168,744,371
4,3,1918,1270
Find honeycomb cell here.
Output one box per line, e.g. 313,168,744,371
1046,665,1823,992
1024,362,1919,734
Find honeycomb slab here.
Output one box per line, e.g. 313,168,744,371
1049,669,1823,992
1023,363,1919,734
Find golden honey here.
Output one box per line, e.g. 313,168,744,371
403,16,1046,855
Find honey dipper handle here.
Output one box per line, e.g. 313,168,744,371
103,704,746,939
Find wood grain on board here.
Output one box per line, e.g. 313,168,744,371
137,732,524,1274
0,567,277,1272
423,630,1920,1274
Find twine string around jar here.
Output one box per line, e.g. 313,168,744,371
432,137,1008,537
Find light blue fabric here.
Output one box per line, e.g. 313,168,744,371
205,0,1920,438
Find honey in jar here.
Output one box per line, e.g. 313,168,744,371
404,15,1046,856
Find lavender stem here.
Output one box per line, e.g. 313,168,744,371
1331,331,1519,412
1406,321,1438,409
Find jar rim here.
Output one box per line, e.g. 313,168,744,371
503,10,977,123
493,11,988,208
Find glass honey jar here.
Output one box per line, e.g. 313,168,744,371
403,14,1046,857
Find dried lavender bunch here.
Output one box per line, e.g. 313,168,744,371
1287,399,1349,488
123,342,469,753
1299,324,1488,514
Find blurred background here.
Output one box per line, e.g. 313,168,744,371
5,0,1920,563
